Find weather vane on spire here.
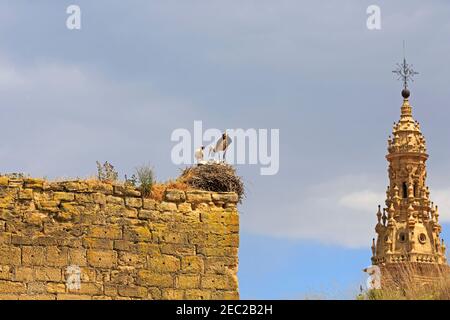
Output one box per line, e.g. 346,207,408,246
392,41,419,95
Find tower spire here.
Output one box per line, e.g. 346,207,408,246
371,49,448,275
392,41,419,99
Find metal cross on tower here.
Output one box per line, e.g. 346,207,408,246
392,42,419,90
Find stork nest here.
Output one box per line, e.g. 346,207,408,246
180,163,245,203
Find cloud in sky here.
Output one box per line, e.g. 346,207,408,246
0,58,23,88
0,54,198,178
241,175,385,248
429,189,450,223
241,174,450,248
339,190,384,212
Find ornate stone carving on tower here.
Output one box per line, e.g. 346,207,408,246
371,57,448,275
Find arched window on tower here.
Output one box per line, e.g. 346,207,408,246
414,182,418,198
402,182,408,199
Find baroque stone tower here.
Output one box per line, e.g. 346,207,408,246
371,59,447,272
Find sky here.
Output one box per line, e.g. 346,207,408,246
1,0,450,299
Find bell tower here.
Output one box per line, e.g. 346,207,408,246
371,57,447,273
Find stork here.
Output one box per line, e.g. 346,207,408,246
209,132,232,162
363,265,381,290
194,146,206,165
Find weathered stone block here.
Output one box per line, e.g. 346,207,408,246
14,267,34,282
161,289,184,300
82,238,114,250
46,283,66,294
158,201,177,211
184,289,212,300
203,222,234,235
211,192,239,203
59,202,81,221
196,246,239,257
114,185,140,197
18,189,33,200
0,196,14,210
27,282,46,294
178,202,192,213
38,200,59,212
112,240,133,251
22,246,45,266
69,282,103,295
24,178,44,189
93,193,106,205
87,250,117,268
110,269,134,285
138,209,157,219
200,212,239,225
95,269,111,283
23,212,49,226
54,192,75,202
147,287,162,299
189,233,239,247
45,247,68,267
118,285,147,298
0,294,19,300
123,226,152,242
134,243,160,255
105,204,137,218
75,193,94,203
147,255,180,273
62,181,88,192
201,274,238,290
43,182,64,192
211,291,239,300
160,244,196,256
0,233,10,245
104,285,118,297
0,281,26,294
91,182,113,195
125,197,143,208
204,257,238,274
88,225,122,239
118,252,146,267
68,248,87,266
106,195,124,205
77,267,96,282
186,191,212,203
164,190,186,203
11,235,32,246
181,256,204,273
33,236,58,246
137,271,173,287
143,198,157,210
35,267,62,282
176,275,200,289
156,231,188,244
0,177,9,186
0,266,12,280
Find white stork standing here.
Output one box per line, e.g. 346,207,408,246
194,146,206,165
209,132,232,162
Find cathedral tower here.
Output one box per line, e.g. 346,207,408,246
371,58,448,278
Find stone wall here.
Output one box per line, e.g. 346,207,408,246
0,176,239,300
